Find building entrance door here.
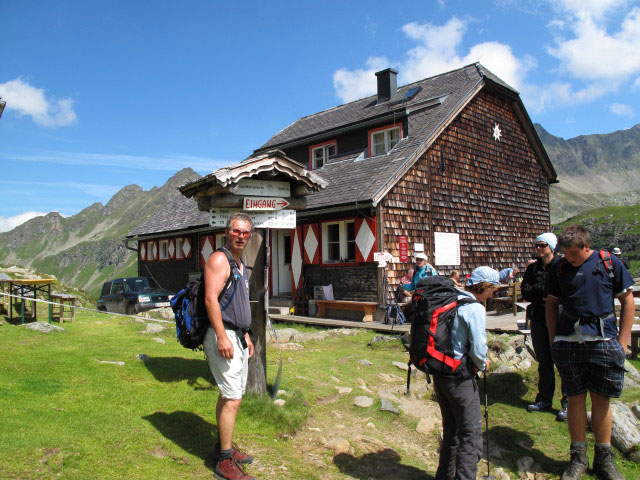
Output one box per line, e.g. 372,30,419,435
272,230,292,296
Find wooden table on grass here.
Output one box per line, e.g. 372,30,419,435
0,278,54,324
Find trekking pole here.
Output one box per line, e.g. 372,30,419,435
483,371,496,480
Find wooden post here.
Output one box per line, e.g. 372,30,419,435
244,228,267,394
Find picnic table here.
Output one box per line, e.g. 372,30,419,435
0,278,55,324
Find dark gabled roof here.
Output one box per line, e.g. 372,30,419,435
128,192,209,237
256,63,556,210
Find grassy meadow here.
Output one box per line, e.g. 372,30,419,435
2,310,640,479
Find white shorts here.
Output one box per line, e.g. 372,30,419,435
203,327,249,400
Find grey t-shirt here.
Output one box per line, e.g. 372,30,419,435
219,257,251,330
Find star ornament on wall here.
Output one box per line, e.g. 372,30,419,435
493,123,502,142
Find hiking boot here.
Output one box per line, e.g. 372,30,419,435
215,458,254,480
214,442,254,464
593,445,624,480
527,401,552,412
556,406,568,422
561,444,588,480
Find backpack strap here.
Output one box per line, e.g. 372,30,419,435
599,250,614,280
215,247,239,312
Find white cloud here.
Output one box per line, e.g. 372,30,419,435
333,17,532,103
548,7,640,80
554,0,629,20
0,211,47,233
609,102,635,115
635,76,640,87
333,56,390,103
0,151,226,172
0,78,77,127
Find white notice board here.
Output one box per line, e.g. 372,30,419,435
210,207,296,229
434,232,460,266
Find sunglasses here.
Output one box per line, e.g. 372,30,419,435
230,229,251,238
535,242,549,248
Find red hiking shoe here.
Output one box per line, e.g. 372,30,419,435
214,458,254,480
214,442,254,464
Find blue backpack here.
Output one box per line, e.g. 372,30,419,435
170,247,238,350
384,304,406,325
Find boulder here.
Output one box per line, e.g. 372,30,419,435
22,322,64,333
610,401,640,462
380,398,399,414
354,396,374,408
142,323,165,334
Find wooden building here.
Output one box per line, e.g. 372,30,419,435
127,63,557,310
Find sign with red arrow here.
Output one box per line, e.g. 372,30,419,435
243,196,290,211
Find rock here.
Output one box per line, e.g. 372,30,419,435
492,467,511,480
416,417,442,435
377,373,404,383
358,359,373,365
380,398,400,414
631,403,640,421
142,323,165,334
280,342,304,350
365,422,376,429
273,399,286,407
331,328,359,337
368,335,401,346
97,359,125,366
152,337,166,344
335,387,353,395
276,389,288,397
156,307,174,320
351,435,387,454
392,361,417,376
378,390,399,402
610,401,640,460
325,437,350,455
22,322,64,333
398,397,441,419
331,376,341,383
272,328,298,343
354,396,374,407
624,360,640,389
136,354,149,362
517,456,535,473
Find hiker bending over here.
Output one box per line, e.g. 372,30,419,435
203,213,255,480
521,232,567,421
434,266,498,480
546,225,634,480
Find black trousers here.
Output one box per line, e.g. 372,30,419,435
530,317,567,406
433,375,482,480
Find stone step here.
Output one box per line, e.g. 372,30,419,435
268,306,291,315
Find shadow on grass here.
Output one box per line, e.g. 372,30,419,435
487,425,566,476
143,356,215,389
144,411,218,470
481,372,529,409
333,448,434,479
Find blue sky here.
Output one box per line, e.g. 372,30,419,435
1,0,640,232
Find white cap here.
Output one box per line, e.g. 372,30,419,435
613,247,622,255
414,253,428,261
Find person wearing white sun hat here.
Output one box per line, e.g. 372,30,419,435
401,252,438,298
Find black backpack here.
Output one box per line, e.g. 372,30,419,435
408,276,479,385
383,304,406,326
170,247,238,350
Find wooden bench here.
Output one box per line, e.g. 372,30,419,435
50,293,76,323
314,300,378,323
629,324,640,359
493,282,521,316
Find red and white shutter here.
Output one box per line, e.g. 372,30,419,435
200,235,215,265
290,226,304,293
168,238,176,260
148,241,158,261
139,242,146,261
355,217,377,263
182,237,192,259
303,224,320,264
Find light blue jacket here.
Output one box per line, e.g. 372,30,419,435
403,264,438,292
451,289,488,371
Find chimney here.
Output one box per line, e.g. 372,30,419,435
375,68,398,103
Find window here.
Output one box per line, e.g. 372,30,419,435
159,240,168,260
215,233,225,250
101,282,112,296
309,140,337,169
111,280,124,295
146,241,155,261
176,238,184,259
369,123,402,157
322,220,356,263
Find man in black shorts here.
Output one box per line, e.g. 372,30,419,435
546,225,635,480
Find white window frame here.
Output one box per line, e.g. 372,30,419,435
158,240,169,260
321,220,355,263
146,241,155,261
309,141,336,170
370,126,400,156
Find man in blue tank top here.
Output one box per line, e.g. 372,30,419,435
203,213,255,480
546,225,634,480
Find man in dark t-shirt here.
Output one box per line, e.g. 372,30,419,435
546,225,634,480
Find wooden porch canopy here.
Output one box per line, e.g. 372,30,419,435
178,150,328,212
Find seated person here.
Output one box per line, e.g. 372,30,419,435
448,270,463,287
498,267,518,284
402,253,438,297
